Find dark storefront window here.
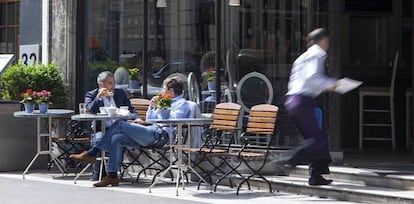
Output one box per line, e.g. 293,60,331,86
224,0,328,145
83,0,328,145
0,0,19,57
85,0,144,90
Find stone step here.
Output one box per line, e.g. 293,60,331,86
229,175,414,204
289,165,414,190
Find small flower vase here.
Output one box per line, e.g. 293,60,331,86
207,81,216,91
24,103,35,113
157,108,171,119
129,80,139,89
38,103,49,114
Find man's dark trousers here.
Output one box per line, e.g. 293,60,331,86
285,95,331,177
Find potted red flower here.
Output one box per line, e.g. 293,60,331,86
156,93,173,119
20,89,37,113
206,67,216,91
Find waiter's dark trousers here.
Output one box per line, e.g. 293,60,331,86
285,95,331,177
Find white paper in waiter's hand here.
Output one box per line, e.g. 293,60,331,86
334,77,363,94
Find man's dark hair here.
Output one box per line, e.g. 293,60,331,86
306,28,329,48
164,76,184,96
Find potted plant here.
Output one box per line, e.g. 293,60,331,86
36,90,52,113
206,67,216,91
20,89,37,113
0,62,68,108
156,93,173,119
128,68,140,89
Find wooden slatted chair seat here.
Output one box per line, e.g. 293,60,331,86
177,147,227,153
227,151,265,158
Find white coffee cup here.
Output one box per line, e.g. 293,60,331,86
99,107,107,114
105,106,118,116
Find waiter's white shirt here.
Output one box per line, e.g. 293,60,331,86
286,44,336,98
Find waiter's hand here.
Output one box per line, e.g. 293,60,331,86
150,95,159,108
98,88,113,99
326,82,338,92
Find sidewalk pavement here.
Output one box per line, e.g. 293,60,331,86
0,170,358,204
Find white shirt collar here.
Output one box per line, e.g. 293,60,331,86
307,44,327,58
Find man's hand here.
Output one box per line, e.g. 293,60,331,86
132,118,145,125
150,95,159,108
326,81,338,92
97,88,114,99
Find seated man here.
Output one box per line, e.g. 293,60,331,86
70,77,190,187
85,71,140,180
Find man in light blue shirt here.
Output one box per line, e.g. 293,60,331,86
281,28,338,186
70,76,190,187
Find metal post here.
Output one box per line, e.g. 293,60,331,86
143,0,149,98
411,0,414,161
215,0,222,103
42,0,50,64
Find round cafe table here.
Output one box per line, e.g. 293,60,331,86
13,109,74,179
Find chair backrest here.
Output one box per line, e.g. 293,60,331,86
130,98,151,121
246,104,279,135
243,104,278,147
187,72,200,104
210,102,241,131
236,72,273,113
390,50,399,96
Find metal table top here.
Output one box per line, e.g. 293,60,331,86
13,109,74,118
71,113,132,121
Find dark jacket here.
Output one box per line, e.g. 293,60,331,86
85,88,138,131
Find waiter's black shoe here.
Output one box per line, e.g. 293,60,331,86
308,176,333,186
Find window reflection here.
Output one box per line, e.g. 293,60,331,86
84,0,328,101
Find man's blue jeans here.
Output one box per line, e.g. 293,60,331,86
95,120,164,173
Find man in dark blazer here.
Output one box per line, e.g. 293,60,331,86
84,71,141,180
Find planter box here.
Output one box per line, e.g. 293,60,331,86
0,101,46,171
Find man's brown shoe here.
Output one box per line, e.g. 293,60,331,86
69,151,96,164
93,176,120,187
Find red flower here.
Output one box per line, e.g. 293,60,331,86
20,88,37,104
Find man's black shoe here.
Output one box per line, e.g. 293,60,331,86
308,176,333,186
90,171,107,181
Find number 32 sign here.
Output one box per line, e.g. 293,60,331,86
19,44,40,65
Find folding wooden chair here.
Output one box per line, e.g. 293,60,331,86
213,104,278,194
178,103,242,190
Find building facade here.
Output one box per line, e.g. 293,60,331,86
3,0,413,151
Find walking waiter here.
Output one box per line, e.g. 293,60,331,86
282,28,338,186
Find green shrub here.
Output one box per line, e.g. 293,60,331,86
0,62,68,107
